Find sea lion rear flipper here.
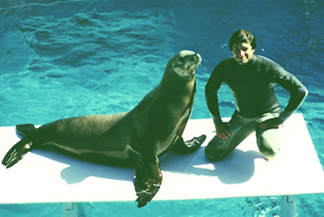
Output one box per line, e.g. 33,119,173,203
16,124,36,137
134,156,162,207
2,139,33,169
173,134,207,153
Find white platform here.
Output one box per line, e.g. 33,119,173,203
0,113,323,208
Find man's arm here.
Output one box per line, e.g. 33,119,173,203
260,66,308,129
205,67,231,139
277,72,308,123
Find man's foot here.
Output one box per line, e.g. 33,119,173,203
265,157,276,162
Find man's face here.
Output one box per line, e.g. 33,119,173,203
232,42,255,65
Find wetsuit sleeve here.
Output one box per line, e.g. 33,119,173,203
205,66,223,125
273,67,308,123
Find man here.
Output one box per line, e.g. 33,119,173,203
205,29,308,162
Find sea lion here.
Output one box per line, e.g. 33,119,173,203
2,50,206,207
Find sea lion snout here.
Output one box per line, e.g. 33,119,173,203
169,50,202,79
191,53,202,65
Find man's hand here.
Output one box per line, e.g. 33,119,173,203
259,118,282,129
216,122,231,139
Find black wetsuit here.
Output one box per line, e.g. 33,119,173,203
204,54,308,162
205,55,308,125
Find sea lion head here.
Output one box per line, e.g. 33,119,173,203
166,50,202,80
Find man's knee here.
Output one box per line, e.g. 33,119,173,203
257,135,280,158
204,137,229,162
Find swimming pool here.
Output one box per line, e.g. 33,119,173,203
1,0,323,216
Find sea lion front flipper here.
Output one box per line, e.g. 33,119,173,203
2,139,33,169
134,156,162,208
173,134,207,153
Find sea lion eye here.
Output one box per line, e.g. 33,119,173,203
178,56,185,63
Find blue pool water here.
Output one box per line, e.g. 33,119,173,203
0,0,323,216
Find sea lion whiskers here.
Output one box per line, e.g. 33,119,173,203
170,50,202,79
